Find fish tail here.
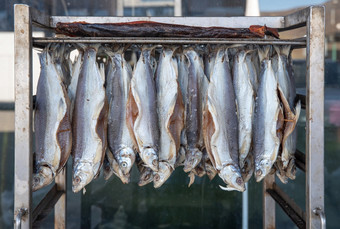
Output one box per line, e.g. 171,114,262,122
258,45,271,62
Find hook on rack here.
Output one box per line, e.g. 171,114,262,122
313,207,326,229
14,208,28,229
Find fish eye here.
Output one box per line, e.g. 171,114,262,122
121,162,127,168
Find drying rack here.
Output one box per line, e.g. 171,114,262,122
13,4,325,229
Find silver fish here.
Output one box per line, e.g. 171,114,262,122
106,48,136,176
274,46,301,169
233,50,255,182
176,51,188,164
72,44,108,193
203,46,245,192
33,47,72,191
126,45,159,172
253,46,284,182
183,48,208,173
153,47,184,188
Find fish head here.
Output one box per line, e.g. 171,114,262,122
32,165,54,192
153,162,173,188
72,163,93,193
141,147,159,172
255,159,273,182
218,165,245,192
138,167,153,187
183,148,203,173
241,154,254,183
118,147,136,175
205,163,217,180
103,161,114,181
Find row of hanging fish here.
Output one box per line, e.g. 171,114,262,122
33,43,300,193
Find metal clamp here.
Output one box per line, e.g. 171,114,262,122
14,208,28,229
313,207,326,229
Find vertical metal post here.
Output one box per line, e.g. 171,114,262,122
55,168,67,229
242,183,248,229
174,0,182,16
263,174,275,229
14,4,33,229
116,0,124,16
306,6,325,229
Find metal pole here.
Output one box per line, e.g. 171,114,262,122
242,183,248,229
55,168,67,229
174,0,182,16
116,0,124,16
306,5,325,229
263,174,275,229
14,4,33,229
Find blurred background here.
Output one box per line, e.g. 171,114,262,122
1,0,339,228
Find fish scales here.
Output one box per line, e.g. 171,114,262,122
203,46,244,192
106,48,136,176
183,48,208,173
154,47,184,188
33,48,72,191
126,46,159,172
72,45,108,193
253,46,282,182
233,50,255,177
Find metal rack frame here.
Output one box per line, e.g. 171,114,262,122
14,4,325,229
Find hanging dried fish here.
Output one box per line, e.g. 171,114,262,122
176,51,188,166
273,45,301,183
126,45,159,172
183,48,208,173
72,44,108,193
233,49,255,183
33,46,72,191
253,46,284,182
106,47,136,176
153,46,184,188
203,46,245,192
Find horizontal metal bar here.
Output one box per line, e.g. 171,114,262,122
32,37,306,46
282,7,309,31
295,149,306,172
296,93,306,110
32,184,64,227
30,6,50,28
50,16,285,29
267,184,306,229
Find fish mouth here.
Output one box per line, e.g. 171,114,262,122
183,148,202,172
72,163,93,193
138,170,153,187
153,162,173,188
141,147,159,172
32,165,54,192
218,165,245,192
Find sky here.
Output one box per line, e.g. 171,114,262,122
259,0,327,12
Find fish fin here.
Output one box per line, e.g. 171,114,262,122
188,171,195,187
168,86,185,159
125,87,139,149
94,97,108,178
202,106,216,169
258,45,271,62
